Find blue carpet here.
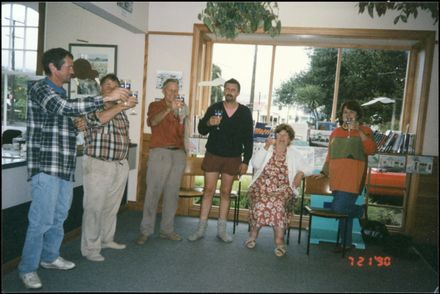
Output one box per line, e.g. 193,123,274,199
2,210,438,292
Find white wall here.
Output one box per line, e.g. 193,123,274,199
45,2,145,201
74,2,149,33
148,2,204,32
423,48,439,156
143,34,193,133
278,2,438,33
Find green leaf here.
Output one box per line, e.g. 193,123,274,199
368,4,374,18
198,1,281,39
358,2,438,25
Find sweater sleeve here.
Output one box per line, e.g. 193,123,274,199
251,145,270,170
360,125,378,155
242,106,254,165
198,105,214,135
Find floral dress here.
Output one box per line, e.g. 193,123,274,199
248,151,295,229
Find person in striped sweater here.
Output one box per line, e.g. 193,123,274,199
315,100,377,252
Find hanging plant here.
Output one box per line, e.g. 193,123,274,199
358,2,438,25
198,2,282,40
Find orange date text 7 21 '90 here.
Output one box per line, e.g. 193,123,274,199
348,256,392,267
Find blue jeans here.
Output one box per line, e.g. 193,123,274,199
18,173,73,275
331,190,363,248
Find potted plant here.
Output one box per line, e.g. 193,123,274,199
198,2,282,39
358,2,438,25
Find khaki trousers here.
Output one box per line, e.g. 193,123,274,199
140,148,186,236
81,155,129,257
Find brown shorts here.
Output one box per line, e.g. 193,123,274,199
202,152,242,176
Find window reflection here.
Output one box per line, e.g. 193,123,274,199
1,3,40,130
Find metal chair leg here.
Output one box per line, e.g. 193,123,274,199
307,215,312,255
233,197,237,234
342,217,348,258
336,220,341,247
298,193,305,244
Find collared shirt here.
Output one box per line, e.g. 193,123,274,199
147,99,185,150
83,105,130,161
26,77,104,181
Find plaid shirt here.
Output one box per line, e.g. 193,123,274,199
83,105,130,161
26,78,105,181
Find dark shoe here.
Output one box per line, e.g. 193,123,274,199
135,234,148,245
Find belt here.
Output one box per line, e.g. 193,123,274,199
164,147,180,150
87,155,126,165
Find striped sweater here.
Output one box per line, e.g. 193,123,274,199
322,125,377,194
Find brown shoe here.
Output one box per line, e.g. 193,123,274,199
160,231,182,241
135,234,148,245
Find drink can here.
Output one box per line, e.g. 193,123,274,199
132,90,139,103
121,79,131,90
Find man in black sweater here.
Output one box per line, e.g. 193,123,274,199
188,78,253,242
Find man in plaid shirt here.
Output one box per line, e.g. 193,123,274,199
18,48,129,290
79,74,137,262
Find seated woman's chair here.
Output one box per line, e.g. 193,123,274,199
296,175,349,257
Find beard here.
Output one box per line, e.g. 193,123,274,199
225,94,234,102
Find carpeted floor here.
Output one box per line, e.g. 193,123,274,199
2,210,438,293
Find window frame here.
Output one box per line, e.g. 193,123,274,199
1,2,45,131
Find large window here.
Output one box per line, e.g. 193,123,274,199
211,45,407,136
1,2,42,132
188,24,434,231
209,44,409,226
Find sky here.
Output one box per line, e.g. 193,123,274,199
212,43,311,106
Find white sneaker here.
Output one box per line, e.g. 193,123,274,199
102,241,126,250
20,272,42,289
85,253,105,262
40,256,76,270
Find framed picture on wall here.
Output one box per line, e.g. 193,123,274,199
68,43,117,98
155,70,183,89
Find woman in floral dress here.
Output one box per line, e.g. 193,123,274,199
246,124,313,256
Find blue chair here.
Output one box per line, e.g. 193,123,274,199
296,175,350,257
308,193,365,249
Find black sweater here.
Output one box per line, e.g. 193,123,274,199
198,101,254,165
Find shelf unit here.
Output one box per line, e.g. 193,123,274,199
365,153,417,230
366,171,409,230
